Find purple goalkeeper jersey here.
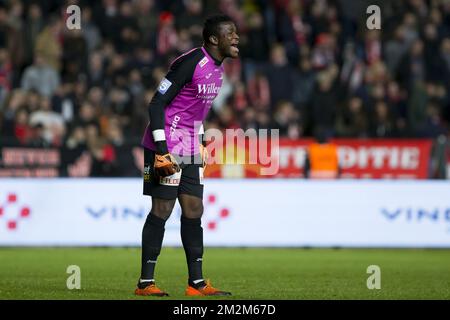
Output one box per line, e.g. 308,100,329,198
142,47,224,156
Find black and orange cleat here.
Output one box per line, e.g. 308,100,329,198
135,281,169,297
185,279,232,296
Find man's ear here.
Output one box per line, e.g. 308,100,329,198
209,35,219,45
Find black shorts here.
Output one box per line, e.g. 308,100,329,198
143,148,204,200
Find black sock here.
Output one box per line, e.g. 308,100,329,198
180,216,204,287
140,213,166,284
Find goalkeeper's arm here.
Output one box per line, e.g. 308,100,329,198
148,53,196,154
148,74,185,155
148,94,170,155
148,92,180,177
148,54,197,175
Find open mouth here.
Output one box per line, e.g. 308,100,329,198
230,43,239,54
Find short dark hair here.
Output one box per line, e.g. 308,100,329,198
203,14,234,44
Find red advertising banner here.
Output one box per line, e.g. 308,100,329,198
332,139,432,179
205,139,433,179
0,140,433,179
0,148,60,177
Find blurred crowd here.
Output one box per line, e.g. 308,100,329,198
0,0,449,176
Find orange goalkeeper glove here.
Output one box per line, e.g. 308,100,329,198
154,153,180,177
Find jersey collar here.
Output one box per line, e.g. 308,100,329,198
202,46,223,66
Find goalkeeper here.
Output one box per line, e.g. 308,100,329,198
135,15,239,297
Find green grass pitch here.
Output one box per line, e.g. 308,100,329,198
0,248,449,300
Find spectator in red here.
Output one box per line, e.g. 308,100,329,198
85,122,116,177
157,12,177,56
14,108,31,145
364,30,382,65
311,33,336,70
